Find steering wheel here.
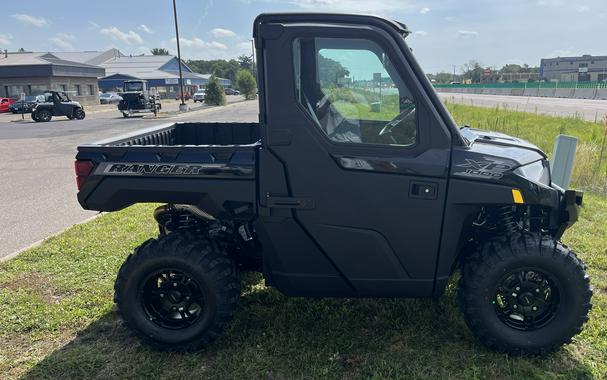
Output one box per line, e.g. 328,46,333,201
378,102,416,137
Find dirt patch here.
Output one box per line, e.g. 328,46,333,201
0,272,70,304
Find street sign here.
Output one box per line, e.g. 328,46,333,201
165,78,179,85
373,72,381,82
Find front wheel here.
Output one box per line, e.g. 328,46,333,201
114,232,240,351
459,233,592,355
74,108,85,120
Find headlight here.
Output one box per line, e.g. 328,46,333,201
514,160,551,185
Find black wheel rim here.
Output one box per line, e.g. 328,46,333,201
140,269,206,329
494,268,560,331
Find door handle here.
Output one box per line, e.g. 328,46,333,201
409,181,438,200
267,195,315,209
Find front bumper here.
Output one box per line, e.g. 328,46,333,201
554,189,583,239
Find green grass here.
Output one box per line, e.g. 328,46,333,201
1,106,607,379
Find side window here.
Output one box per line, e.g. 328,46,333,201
293,37,416,146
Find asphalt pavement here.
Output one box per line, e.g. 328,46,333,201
437,92,607,122
0,98,258,259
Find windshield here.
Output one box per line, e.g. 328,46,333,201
23,95,43,102
124,82,144,92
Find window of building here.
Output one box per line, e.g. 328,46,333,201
292,37,416,147
7,85,25,97
74,84,82,96
87,84,95,96
579,63,588,68
29,85,47,95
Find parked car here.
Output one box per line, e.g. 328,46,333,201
174,92,191,101
99,93,123,104
0,97,16,113
224,88,240,95
75,13,591,356
8,95,45,114
192,90,206,102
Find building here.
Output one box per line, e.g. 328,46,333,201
0,51,105,105
540,55,607,82
94,52,231,98
0,48,232,103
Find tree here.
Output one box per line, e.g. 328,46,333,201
237,54,254,72
461,60,483,83
318,55,350,86
150,48,170,56
205,75,226,106
236,69,257,100
18,48,25,52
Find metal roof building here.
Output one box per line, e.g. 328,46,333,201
0,52,105,105
540,54,607,82
95,53,231,98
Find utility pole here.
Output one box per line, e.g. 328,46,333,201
453,65,456,83
173,0,187,111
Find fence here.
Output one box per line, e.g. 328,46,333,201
434,81,607,100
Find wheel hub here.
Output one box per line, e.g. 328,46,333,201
494,269,559,331
140,270,205,329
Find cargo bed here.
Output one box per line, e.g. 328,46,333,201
75,122,261,217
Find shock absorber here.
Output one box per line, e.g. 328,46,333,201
497,206,519,233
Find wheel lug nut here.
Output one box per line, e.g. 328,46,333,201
185,296,190,300
513,305,518,309
160,293,164,298
515,287,520,291
535,289,540,293
173,283,177,287
532,306,537,311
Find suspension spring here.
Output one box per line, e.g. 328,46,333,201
497,206,519,233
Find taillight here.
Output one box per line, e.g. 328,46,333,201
75,160,95,190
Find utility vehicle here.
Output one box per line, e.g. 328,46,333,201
118,80,161,117
75,13,591,355
32,91,85,122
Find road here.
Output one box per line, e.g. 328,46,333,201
437,92,607,122
0,99,258,259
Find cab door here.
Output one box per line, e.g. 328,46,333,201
257,20,453,297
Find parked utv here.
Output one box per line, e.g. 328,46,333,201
32,91,85,122
118,80,161,117
75,13,591,355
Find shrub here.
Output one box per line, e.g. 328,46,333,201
205,75,226,106
236,70,257,100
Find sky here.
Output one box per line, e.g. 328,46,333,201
1,0,606,73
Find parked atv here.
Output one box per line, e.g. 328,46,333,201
31,91,86,122
75,13,592,356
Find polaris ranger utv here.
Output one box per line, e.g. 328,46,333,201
75,13,591,355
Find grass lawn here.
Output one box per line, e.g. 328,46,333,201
1,107,607,379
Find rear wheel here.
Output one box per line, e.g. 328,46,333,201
122,112,130,118
74,108,85,120
33,109,52,122
114,232,240,351
459,233,592,355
